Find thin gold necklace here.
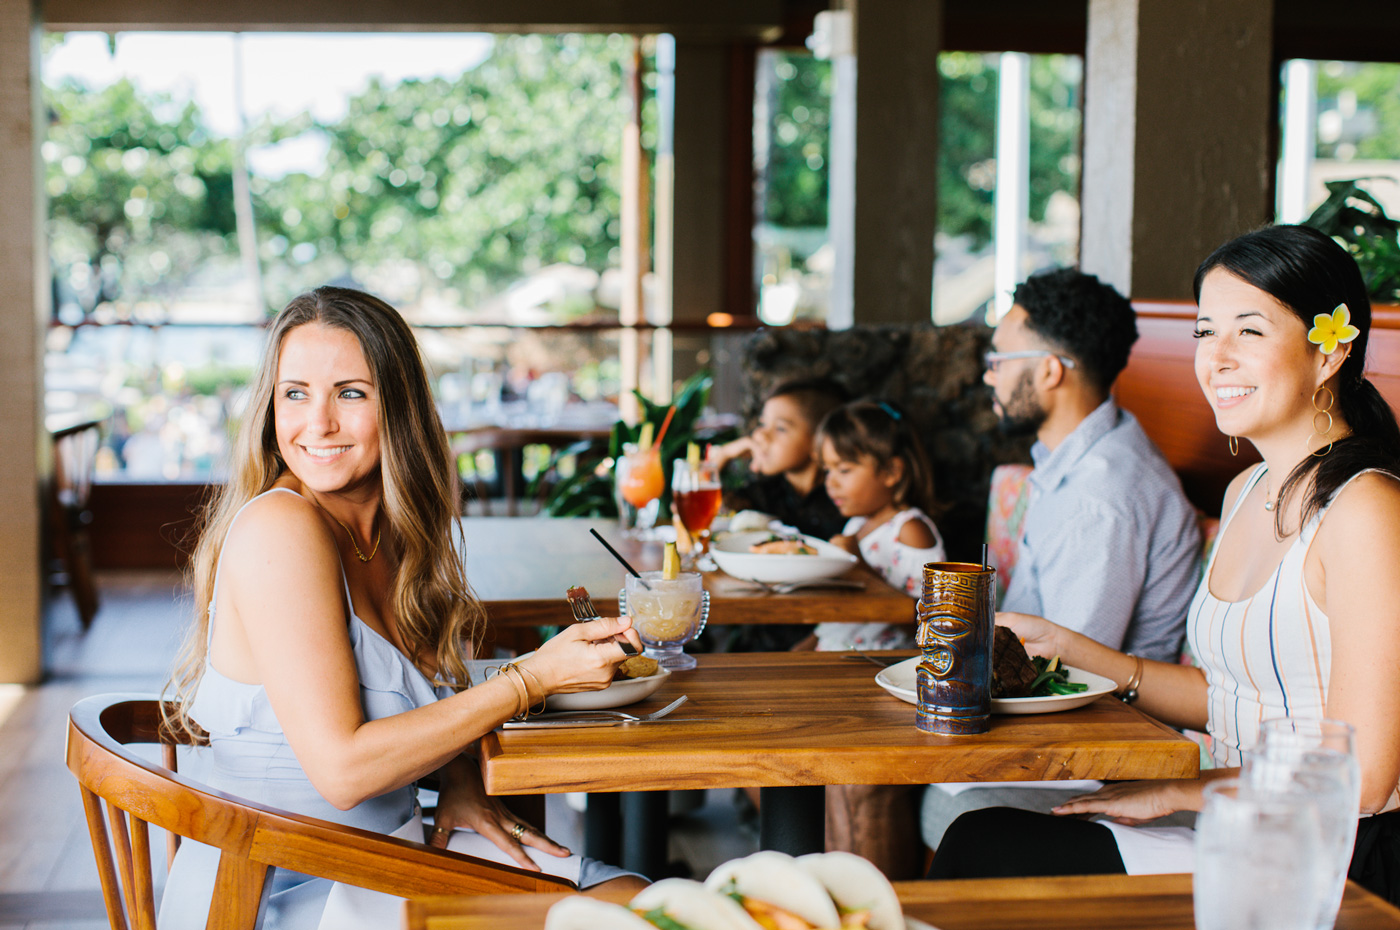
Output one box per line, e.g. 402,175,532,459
331,515,382,562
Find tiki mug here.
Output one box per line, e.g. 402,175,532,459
915,561,995,734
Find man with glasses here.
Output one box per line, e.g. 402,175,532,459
981,267,1200,658
918,267,1202,857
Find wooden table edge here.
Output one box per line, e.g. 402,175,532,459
403,877,1400,930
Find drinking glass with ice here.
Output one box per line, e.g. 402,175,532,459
621,571,709,670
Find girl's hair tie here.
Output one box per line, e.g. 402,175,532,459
878,402,903,421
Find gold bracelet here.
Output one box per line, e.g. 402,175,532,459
1116,654,1144,704
515,663,546,705
507,664,547,717
487,663,530,719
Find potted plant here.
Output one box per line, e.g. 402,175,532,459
532,370,735,518
1304,178,1400,305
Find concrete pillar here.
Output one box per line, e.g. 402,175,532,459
0,4,46,684
1080,0,1274,299
828,0,943,327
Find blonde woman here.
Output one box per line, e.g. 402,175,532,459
159,287,646,930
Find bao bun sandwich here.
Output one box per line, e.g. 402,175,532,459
543,851,907,930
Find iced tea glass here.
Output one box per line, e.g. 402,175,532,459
621,571,709,670
672,459,722,570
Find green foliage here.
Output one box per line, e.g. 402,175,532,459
937,53,1082,248
1304,178,1400,303
1314,62,1400,161
759,51,1082,248
537,370,717,518
257,33,630,309
44,78,237,306
762,54,832,228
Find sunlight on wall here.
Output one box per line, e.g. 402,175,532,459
0,684,27,730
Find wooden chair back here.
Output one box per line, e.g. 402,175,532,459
66,694,574,930
48,419,102,628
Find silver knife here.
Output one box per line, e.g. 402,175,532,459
501,717,707,729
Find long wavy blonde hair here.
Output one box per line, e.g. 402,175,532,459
164,287,486,741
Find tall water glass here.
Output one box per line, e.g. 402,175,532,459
1194,778,1326,930
1243,718,1360,930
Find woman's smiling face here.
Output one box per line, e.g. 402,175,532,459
273,322,382,497
1193,269,1340,447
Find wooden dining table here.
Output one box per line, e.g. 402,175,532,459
461,516,913,627
404,874,1400,930
479,652,1199,864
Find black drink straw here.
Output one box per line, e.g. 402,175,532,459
590,527,653,589
982,543,989,571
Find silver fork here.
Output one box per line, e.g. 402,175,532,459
566,586,639,656
501,695,689,728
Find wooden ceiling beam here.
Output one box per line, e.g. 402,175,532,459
40,0,784,40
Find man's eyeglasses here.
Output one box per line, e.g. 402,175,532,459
983,350,1077,373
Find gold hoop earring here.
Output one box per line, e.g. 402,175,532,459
1228,435,1239,457
1309,385,1335,457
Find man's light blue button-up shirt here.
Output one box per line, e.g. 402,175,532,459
1001,399,1202,662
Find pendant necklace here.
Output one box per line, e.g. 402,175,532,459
331,514,382,562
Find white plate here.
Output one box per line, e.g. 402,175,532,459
710,530,859,585
874,656,1117,715
468,654,670,711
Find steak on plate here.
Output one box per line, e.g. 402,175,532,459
991,625,1039,698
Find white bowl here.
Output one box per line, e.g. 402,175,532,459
470,653,670,710
710,530,859,585
545,665,670,710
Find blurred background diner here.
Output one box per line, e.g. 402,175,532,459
5,1,1400,925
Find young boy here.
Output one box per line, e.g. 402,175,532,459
714,377,849,544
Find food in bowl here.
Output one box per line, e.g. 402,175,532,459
748,534,818,555
615,655,660,680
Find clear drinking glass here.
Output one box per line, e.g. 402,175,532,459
1242,718,1360,930
672,459,722,570
620,571,709,670
1194,778,1326,930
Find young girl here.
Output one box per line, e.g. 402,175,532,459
809,400,946,651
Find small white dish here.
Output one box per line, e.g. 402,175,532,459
469,654,670,710
710,530,858,585
874,656,1117,715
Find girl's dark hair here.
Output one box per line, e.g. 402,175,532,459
1193,224,1400,535
815,401,938,516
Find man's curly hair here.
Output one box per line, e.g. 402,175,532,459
1012,268,1138,395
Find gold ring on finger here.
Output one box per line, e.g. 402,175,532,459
509,821,527,840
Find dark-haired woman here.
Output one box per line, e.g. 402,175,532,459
159,287,646,930
928,225,1400,904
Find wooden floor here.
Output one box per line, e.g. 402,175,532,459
0,573,754,929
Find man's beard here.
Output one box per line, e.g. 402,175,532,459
995,371,1047,437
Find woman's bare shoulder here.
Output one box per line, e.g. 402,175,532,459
1315,471,1400,566
222,489,333,560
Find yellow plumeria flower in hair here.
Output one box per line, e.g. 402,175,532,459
1308,304,1361,355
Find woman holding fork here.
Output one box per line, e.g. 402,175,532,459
158,287,646,930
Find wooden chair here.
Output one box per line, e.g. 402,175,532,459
48,418,102,629
66,694,573,930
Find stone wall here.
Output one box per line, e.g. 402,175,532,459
734,323,1033,561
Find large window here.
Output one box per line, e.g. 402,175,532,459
43,32,641,480
750,48,1083,327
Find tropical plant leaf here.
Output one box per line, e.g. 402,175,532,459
1304,178,1400,303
